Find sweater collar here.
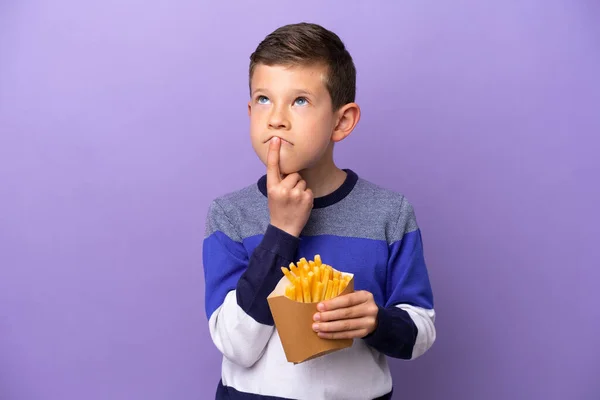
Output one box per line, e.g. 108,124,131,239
257,169,358,209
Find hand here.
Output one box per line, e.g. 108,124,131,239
266,137,313,237
312,290,379,340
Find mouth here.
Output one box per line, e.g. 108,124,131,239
265,136,293,146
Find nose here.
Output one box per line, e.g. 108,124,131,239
268,105,290,130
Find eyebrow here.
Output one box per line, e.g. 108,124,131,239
251,88,316,97
251,88,268,96
291,89,316,97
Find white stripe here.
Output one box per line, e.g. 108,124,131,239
396,304,436,359
220,330,393,400
209,290,274,368
208,296,426,398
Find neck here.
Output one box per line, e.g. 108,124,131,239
298,146,347,198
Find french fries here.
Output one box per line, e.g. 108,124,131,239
280,255,352,302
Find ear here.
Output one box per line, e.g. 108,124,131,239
331,103,360,142
248,101,252,117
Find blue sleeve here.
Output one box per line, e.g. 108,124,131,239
203,200,301,367
203,200,299,325
236,224,299,325
363,198,435,359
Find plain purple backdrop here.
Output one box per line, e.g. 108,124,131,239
1,1,599,399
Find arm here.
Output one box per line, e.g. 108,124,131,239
204,137,312,367
203,200,299,368
363,197,436,359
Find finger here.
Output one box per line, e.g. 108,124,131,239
294,179,307,192
289,179,307,199
280,173,302,189
317,329,368,340
313,317,374,333
317,291,367,312
314,304,366,322
266,137,281,189
304,188,314,203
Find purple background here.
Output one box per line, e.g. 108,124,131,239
1,1,599,399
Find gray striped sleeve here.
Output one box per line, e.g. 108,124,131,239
389,196,420,243
204,199,243,242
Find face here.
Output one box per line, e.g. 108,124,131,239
248,63,338,175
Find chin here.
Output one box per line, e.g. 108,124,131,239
279,162,307,176
279,166,298,176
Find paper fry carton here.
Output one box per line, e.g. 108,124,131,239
267,272,355,364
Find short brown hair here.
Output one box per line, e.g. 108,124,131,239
249,22,356,110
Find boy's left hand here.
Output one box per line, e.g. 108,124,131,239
312,291,379,339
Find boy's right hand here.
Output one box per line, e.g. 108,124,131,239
266,137,314,237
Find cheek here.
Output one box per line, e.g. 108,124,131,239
302,116,333,145
249,113,263,139
248,117,267,161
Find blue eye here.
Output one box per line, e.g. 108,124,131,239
294,97,308,106
257,96,270,104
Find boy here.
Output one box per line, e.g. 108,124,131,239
202,22,436,400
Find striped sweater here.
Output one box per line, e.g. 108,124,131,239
202,169,436,400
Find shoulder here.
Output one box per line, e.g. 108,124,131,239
349,176,420,240
353,177,406,206
209,181,262,213
204,180,268,240
352,177,416,216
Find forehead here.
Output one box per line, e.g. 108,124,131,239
250,63,329,94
